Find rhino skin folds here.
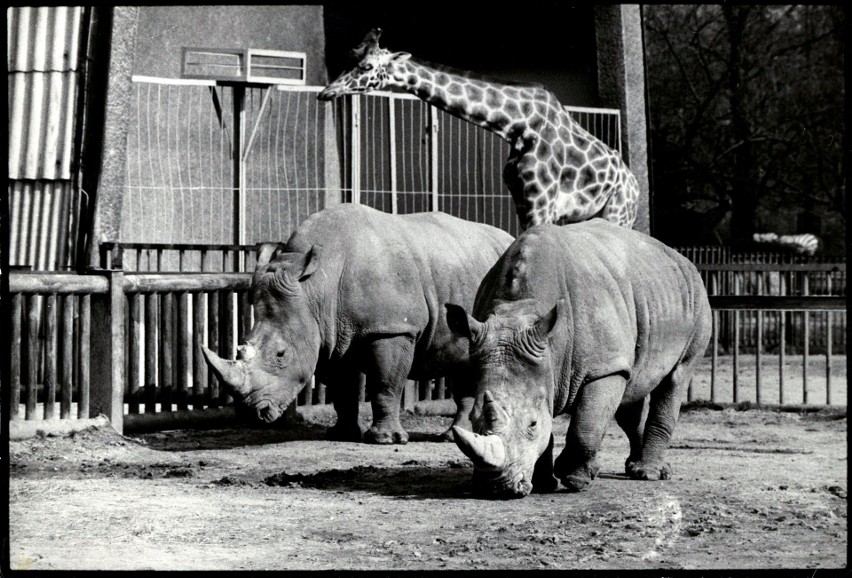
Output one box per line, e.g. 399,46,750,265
201,203,513,445
446,219,712,498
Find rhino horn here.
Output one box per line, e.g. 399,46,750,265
452,426,506,470
200,345,251,397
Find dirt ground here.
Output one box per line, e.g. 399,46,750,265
8,406,847,571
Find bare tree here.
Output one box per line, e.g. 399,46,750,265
644,5,844,252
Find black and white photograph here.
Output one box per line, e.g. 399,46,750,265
5,3,846,571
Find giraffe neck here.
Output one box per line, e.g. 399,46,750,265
390,58,550,141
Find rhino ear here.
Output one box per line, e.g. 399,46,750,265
445,303,483,341
255,242,285,268
530,300,562,342
297,245,321,281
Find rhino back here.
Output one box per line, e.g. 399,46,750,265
287,204,513,371
474,220,709,412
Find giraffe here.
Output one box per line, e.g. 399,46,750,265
318,28,640,230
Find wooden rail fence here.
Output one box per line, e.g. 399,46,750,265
8,260,847,434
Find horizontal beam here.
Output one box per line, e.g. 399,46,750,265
9,273,109,294
697,263,845,272
122,273,252,293
708,295,846,311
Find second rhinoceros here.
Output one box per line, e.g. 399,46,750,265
445,219,712,497
201,203,513,444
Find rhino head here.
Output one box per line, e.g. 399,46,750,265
445,299,561,498
201,244,323,424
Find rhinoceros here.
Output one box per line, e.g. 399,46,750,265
201,203,513,444
445,219,712,498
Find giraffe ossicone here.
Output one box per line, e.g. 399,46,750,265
319,28,640,230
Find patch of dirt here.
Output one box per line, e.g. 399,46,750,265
8,408,847,570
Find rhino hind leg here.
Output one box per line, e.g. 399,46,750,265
531,434,559,493
554,374,625,492
615,396,649,475
440,375,474,442
629,351,700,481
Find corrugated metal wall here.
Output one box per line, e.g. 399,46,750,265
7,6,84,270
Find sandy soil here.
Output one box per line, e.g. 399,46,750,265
8,406,847,571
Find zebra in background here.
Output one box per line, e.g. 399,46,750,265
752,232,821,256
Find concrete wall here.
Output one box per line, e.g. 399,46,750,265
134,5,328,84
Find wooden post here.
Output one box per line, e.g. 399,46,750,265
44,294,57,420
61,295,74,418
128,294,142,414
755,273,762,405
825,275,832,405
10,294,22,419
802,274,809,404
26,295,39,420
89,270,125,434
145,292,158,413
78,295,91,419
192,291,207,409
161,292,174,412
177,290,191,410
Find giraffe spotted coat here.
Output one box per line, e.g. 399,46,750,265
319,28,640,230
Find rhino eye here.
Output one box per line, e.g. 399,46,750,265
529,420,538,429
276,349,286,358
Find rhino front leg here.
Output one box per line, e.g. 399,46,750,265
363,336,414,445
326,373,364,442
554,374,625,492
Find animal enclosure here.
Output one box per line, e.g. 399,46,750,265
120,79,622,258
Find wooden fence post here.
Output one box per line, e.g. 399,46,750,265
89,270,126,434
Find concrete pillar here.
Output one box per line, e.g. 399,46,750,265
595,5,651,234
86,7,140,269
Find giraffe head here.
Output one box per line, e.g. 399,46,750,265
318,28,411,101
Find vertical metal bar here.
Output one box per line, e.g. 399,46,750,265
826,275,832,405
23,299,38,415
61,295,74,418
11,294,22,419
350,94,361,204
78,294,90,418
193,292,207,409
430,106,439,211
233,85,246,271
388,96,398,214
129,293,142,414
802,273,809,404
